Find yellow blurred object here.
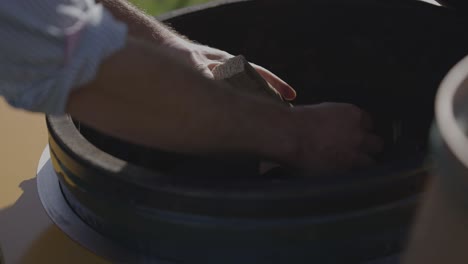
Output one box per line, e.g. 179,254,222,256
0,99,108,264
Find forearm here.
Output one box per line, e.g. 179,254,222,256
66,37,295,161
96,0,181,44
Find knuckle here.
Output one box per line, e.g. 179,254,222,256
189,50,205,62
348,152,367,168
180,47,195,59
346,104,363,119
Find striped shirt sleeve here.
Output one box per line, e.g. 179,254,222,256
0,0,128,114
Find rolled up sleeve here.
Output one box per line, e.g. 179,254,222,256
0,0,128,114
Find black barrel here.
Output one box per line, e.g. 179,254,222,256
436,0,468,10
46,0,468,263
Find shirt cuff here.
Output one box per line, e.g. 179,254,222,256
10,4,128,114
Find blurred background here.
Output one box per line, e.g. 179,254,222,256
129,0,213,15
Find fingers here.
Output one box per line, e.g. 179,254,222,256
250,63,297,101
352,153,375,169
361,133,384,154
200,67,215,78
357,110,384,154
208,60,297,101
358,111,384,156
187,45,296,100
208,62,221,72
360,110,373,131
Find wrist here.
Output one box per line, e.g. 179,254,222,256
257,106,300,166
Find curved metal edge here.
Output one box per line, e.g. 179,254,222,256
46,115,129,177
46,116,175,193
36,147,173,264
38,146,405,264
46,110,427,200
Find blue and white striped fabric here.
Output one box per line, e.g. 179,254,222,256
0,0,128,114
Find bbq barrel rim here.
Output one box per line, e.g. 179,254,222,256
46,111,426,218
43,0,442,217
38,0,462,262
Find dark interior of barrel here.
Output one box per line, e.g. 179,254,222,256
75,1,468,182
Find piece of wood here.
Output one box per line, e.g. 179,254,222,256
212,55,291,107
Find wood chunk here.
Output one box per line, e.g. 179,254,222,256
212,55,292,107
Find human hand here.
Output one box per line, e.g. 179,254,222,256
286,103,384,174
163,37,297,100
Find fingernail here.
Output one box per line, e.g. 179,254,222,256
285,90,297,100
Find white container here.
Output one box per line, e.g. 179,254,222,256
432,54,468,206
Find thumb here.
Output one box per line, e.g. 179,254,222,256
251,64,297,100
